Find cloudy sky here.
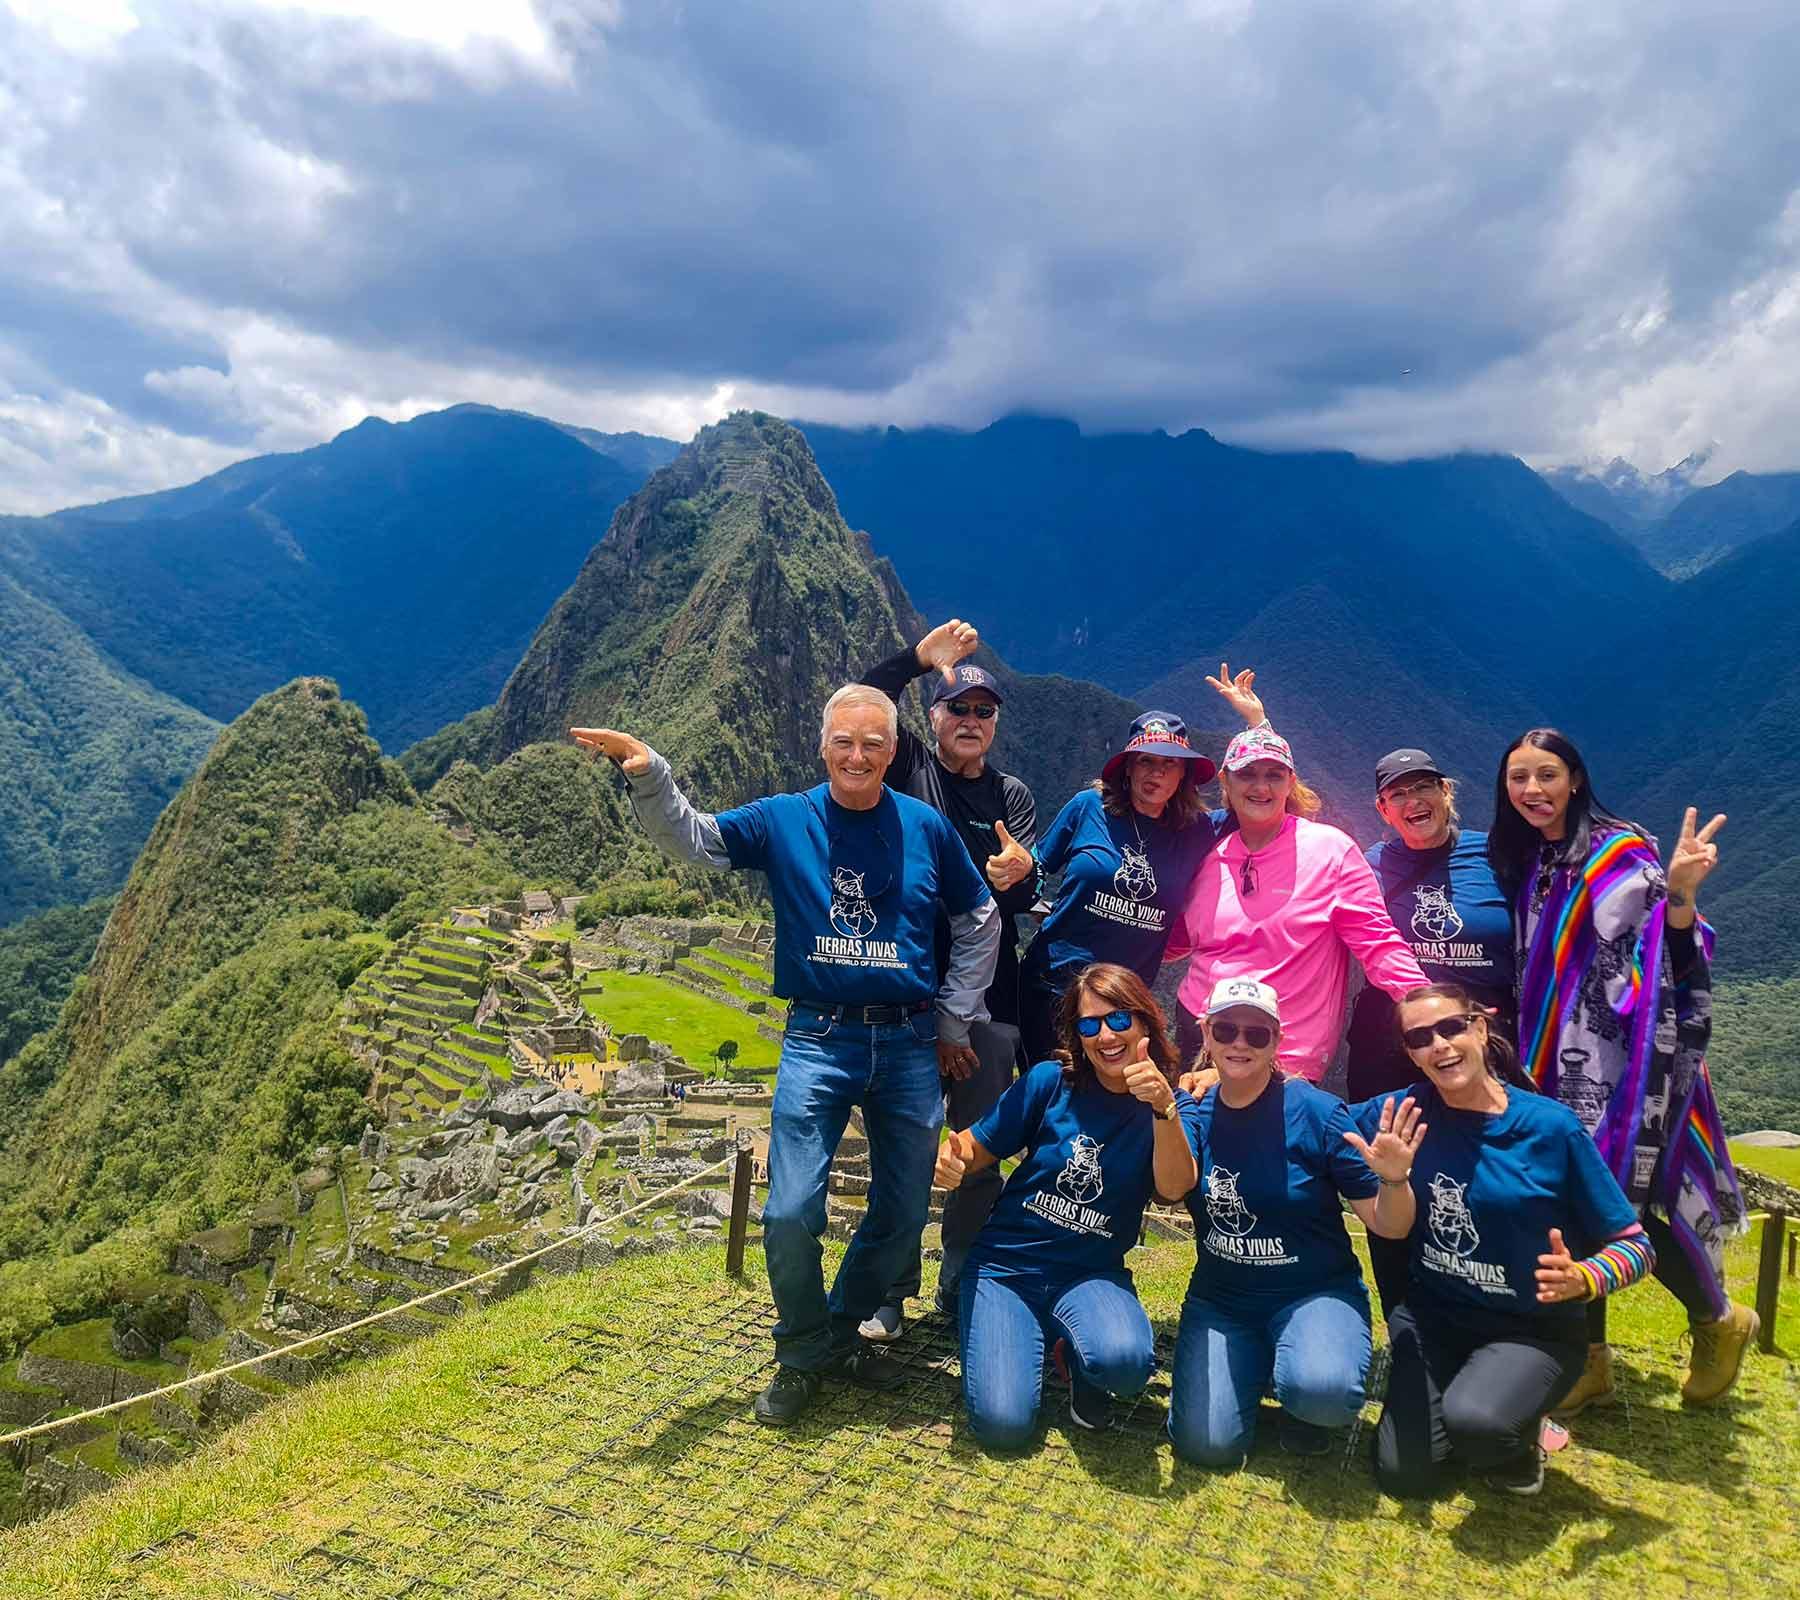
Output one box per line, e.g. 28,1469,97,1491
3,0,1800,512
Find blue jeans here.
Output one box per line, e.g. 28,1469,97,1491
764,1004,944,1371
1169,1283,1372,1468
958,1268,1154,1451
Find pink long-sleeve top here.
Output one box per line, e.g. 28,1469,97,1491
1167,814,1428,1080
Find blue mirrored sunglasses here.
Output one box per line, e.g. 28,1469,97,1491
1075,1009,1138,1038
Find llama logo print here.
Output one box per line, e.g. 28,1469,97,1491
1114,843,1158,902
1055,1135,1106,1205
1410,884,1464,942
1426,1173,1480,1257
1204,1167,1257,1237
828,867,878,939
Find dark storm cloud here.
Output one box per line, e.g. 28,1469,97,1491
4,0,1800,509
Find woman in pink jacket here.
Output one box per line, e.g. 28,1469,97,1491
1166,726,1426,1081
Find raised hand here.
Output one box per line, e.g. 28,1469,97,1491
1535,1227,1587,1304
985,819,1034,891
1341,1094,1426,1183
915,618,980,684
1123,1038,1175,1116
1204,661,1265,727
935,1130,969,1190
1666,806,1726,905
570,727,651,774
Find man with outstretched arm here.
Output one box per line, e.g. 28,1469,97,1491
853,618,1038,1340
572,684,999,1427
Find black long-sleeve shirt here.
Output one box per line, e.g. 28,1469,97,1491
861,646,1038,1024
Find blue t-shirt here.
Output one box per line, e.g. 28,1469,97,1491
1185,1074,1378,1314
1027,790,1219,987
1350,1081,1639,1332
714,784,990,1005
1366,829,1513,997
967,1059,1203,1291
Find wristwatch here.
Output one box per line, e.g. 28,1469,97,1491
1156,1100,1179,1122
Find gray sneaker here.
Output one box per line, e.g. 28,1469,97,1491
1485,1444,1546,1496
857,1303,905,1342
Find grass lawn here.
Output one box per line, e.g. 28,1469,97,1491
696,944,775,983
1731,1140,1800,1189
581,972,781,1072
6,1227,1795,1599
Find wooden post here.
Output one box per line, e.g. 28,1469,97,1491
1755,1209,1785,1355
725,1144,753,1279
1788,1231,1796,1278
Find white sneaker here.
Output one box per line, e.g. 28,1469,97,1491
857,1303,904,1342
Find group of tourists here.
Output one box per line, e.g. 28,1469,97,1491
571,616,1753,1499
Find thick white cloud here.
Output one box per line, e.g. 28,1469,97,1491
2,0,1798,511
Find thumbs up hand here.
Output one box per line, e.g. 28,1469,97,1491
1535,1227,1588,1303
986,818,1034,891
935,1130,969,1191
1123,1038,1175,1117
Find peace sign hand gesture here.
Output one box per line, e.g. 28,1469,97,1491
985,819,1034,891
1341,1094,1426,1184
1535,1228,1588,1304
1666,806,1726,905
915,618,980,684
1204,661,1265,727
570,727,651,774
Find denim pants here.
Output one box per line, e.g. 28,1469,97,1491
958,1267,1154,1451
889,1019,1020,1306
1168,1283,1372,1467
764,1004,944,1371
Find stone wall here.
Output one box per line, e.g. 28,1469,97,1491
17,1351,168,1409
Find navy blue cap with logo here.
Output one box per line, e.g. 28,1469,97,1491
930,664,1007,707
1374,748,1447,794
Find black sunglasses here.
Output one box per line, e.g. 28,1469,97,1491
1239,857,1257,896
945,700,997,720
1401,1014,1479,1052
1207,1020,1274,1049
1075,1009,1138,1038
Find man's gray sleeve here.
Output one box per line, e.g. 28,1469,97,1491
624,749,732,870
937,897,1000,1045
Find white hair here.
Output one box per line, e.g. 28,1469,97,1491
818,683,898,756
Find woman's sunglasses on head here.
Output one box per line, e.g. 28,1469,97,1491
946,700,997,720
1075,1009,1138,1038
1402,1014,1479,1051
1206,1020,1273,1049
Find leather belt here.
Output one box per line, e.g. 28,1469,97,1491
792,999,932,1026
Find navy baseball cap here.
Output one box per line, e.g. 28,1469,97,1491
1101,710,1217,786
1375,748,1447,793
930,664,1006,707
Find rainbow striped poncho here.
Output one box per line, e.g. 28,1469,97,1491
1515,828,1744,1317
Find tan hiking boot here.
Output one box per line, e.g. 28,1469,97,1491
1552,1342,1615,1417
1682,1303,1759,1406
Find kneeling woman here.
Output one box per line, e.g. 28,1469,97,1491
939,963,1200,1449
1170,978,1422,1467
1361,984,1655,1498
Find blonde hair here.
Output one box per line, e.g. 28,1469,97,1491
1220,765,1323,819
818,684,898,757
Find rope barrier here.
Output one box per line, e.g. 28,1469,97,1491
1,1152,737,1449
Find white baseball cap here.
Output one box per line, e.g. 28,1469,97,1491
1204,976,1281,1025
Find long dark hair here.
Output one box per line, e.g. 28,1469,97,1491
1398,983,1536,1093
1055,962,1179,1092
1485,727,1642,895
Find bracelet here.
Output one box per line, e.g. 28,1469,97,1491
1573,1261,1603,1301
1377,1171,1412,1187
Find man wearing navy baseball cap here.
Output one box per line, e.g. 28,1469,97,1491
854,620,1040,1338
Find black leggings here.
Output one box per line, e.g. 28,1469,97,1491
1376,1303,1586,1499
1586,1209,1715,1340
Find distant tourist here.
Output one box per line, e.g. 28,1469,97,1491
1166,727,1427,1084
1169,978,1422,1469
572,686,999,1426
1487,729,1752,1413
1359,983,1658,1497
1343,746,1517,1318
938,964,1199,1449
854,619,1039,1340
1019,669,1269,1066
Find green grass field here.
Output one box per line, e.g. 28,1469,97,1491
1731,1140,1800,1188
581,972,781,1072
6,1226,1795,1599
